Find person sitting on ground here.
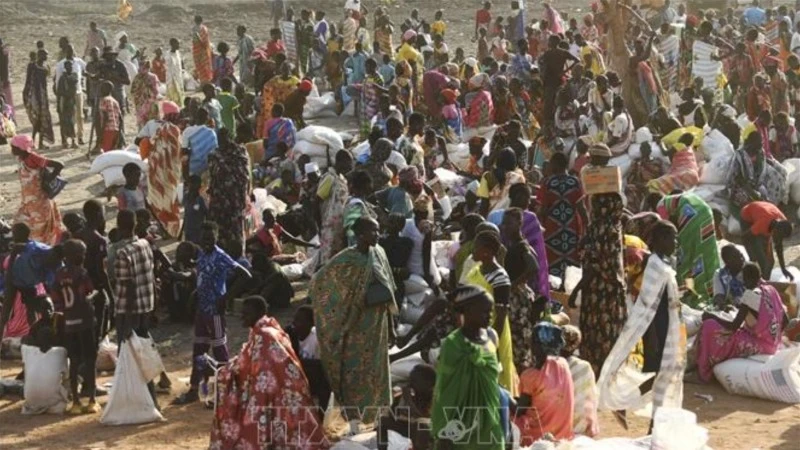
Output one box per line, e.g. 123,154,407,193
740,201,794,280
285,305,330,407
712,244,747,308
560,325,599,437
515,322,575,445
210,295,327,448
21,326,69,415
377,364,436,450
696,262,789,382
246,208,318,264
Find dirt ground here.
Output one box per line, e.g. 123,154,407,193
1,0,800,449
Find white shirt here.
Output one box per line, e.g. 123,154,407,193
387,150,408,170
166,50,183,84
54,57,87,94
791,32,800,54
299,327,320,359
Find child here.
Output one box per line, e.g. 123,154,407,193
116,162,147,212
431,10,446,37
97,80,122,153
217,78,240,138
379,54,396,86
201,83,223,131
183,175,207,245
212,42,235,87
135,209,159,243
151,47,167,83
51,239,100,414
477,27,490,63
163,241,198,323
560,325,599,437
378,364,436,450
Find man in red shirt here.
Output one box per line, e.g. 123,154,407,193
740,201,794,279
475,2,493,40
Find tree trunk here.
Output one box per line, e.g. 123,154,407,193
603,0,651,128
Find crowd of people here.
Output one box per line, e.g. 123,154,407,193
3,0,800,448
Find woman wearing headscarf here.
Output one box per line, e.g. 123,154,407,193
431,285,506,450
353,57,386,139
130,60,160,129
316,150,353,267
207,128,251,250
132,101,182,237
568,143,627,374
392,59,415,113
440,88,464,140
257,62,300,138
580,13,599,43
464,72,494,129
516,323,575,445
192,16,213,83
10,135,64,245
477,148,525,216
310,217,395,425
375,166,422,218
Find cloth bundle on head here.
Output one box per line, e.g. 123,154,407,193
399,166,424,195
403,29,417,42
305,162,320,176
10,134,34,152
686,15,699,27
115,31,129,42
534,322,565,356
444,63,460,78
413,193,434,219
589,143,612,157
469,73,491,90
298,79,313,93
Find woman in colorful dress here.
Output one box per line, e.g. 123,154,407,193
262,103,297,161
10,135,63,245
537,152,585,280
392,60,414,114
257,62,300,138
695,263,788,382
22,49,54,149
212,41,235,87
210,296,326,449
568,145,626,374
309,217,395,425
353,58,386,139
137,101,183,238
192,15,213,83
207,128,250,250
130,60,160,129
431,285,506,450
657,192,721,306
580,13,599,43
464,73,494,129
316,150,353,268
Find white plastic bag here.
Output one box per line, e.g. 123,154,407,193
700,129,734,162
713,347,800,403
101,341,165,425
96,336,119,372
296,125,345,150
127,333,165,382
282,263,304,281
21,345,68,415
90,149,147,174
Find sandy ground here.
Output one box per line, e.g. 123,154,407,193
1,0,800,449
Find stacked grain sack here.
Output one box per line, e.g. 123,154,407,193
89,146,147,189
693,128,736,232
291,125,346,170
622,127,669,188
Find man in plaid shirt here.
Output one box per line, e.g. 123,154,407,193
112,209,159,404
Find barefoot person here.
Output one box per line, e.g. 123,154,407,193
192,16,213,83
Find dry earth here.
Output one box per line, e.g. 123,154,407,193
1,1,800,448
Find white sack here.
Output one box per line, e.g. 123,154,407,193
713,347,800,404
296,125,345,150
101,340,165,425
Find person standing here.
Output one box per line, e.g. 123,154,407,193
130,60,159,129
1,38,13,119
271,0,286,27
234,26,255,87
207,128,250,251
538,35,579,124
309,217,395,424
83,22,107,59
54,45,87,146
192,16,213,84
568,144,627,374
97,81,122,153
56,60,79,149
23,49,55,149
316,150,353,268
174,222,252,404
166,38,185,105
88,46,130,149
112,209,159,407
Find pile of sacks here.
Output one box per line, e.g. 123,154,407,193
615,127,670,188
89,146,147,189
692,128,737,232
291,125,346,170
303,84,338,120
